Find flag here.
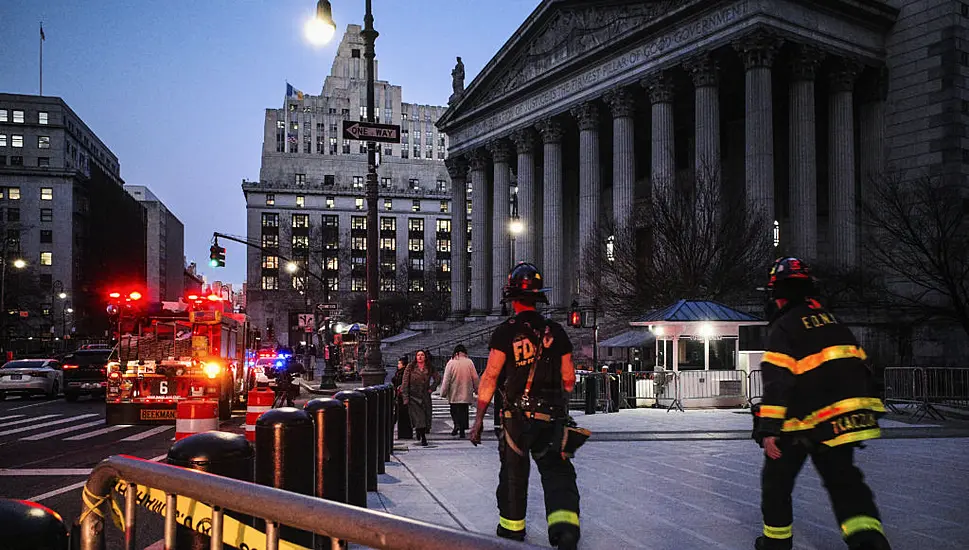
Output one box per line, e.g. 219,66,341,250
40,23,45,41
286,82,304,101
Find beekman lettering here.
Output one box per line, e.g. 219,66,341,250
830,412,876,435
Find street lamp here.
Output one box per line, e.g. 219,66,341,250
0,257,26,355
509,218,523,265
307,0,384,387
305,0,337,46
286,261,299,274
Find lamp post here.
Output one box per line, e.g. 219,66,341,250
308,0,384,387
285,260,337,389
0,257,26,356
509,218,523,266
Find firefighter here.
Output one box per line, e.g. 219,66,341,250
469,263,580,550
754,257,891,550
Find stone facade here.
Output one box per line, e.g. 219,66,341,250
125,185,185,302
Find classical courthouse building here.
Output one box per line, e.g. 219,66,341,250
438,0,963,349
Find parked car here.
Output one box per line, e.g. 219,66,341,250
79,344,112,351
0,359,63,400
61,349,113,401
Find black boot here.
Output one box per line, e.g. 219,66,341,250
459,429,465,439
496,525,526,541
451,427,459,436
755,536,792,550
420,429,428,446
555,531,578,550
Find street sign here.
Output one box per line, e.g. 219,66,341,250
297,313,315,328
342,120,401,143
317,303,338,311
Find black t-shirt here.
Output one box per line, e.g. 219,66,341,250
488,310,573,407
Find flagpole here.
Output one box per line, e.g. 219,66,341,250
284,82,290,154
39,23,44,96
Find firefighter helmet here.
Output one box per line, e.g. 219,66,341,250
767,257,817,300
502,262,550,304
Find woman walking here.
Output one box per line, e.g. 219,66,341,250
391,355,413,439
401,349,437,446
439,344,479,438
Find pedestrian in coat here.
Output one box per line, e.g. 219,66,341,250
392,355,413,439
440,344,479,438
402,349,437,446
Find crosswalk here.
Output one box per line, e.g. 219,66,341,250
0,411,175,444
429,394,492,433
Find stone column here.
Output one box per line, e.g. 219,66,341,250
537,118,565,310
687,53,721,184
488,140,513,314
858,67,887,224
468,149,491,316
642,72,676,195
511,129,537,264
828,59,862,268
788,46,824,261
446,156,469,319
734,31,783,233
605,88,636,229
570,102,601,297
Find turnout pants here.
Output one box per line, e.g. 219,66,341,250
497,416,580,545
761,438,889,549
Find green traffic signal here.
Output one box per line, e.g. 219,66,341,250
209,244,226,268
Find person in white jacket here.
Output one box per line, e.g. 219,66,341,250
440,344,480,438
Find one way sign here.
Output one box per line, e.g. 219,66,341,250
342,120,401,144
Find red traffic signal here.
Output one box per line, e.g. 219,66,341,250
568,310,582,328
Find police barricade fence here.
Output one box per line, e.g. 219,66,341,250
673,370,748,408
568,371,609,411
883,366,969,420
78,455,544,550
748,369,763,407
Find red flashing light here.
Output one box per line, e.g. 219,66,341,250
187,294,199,301
129,291,143,301
108,371,121,380
207,294,221,302
568,310,582,328
108,292,121,299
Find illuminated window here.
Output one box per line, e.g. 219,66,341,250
41,188,53,201
408,238,424,252
323,214,338,227
381,177,391,188
380,217,396,230
355,198,364,210
380,278,396,292
261,213,278,227
351,278,366,292
40,208,53,222
262,255,278,269
412,200,421,212
436,280,451,293
325,257,339,271
292,214,309,228
40,252,52,266
38,136,50,149
8,188,20,200
384,198,392,210
467,200,472,215
266,194,275,206
606,235,615,262
295,173,306,186
351,236,366,250
408,279,424,293
409,178,420,190
12,135,23,148
437,239,451,253
436,219,451,233
261,275,279,290
292,235,309,249
326,196,335,209
38,112,48,125
0,135,5,147
261,234,279,248
12,110,24,123
440,200,449,213
353,176,364,189
292,276,305,291
380,237,396,250
408,218,424,232
773,220,780,247
440,259,451,272
296,195,305,208
0,110,6,122
351,216,367,230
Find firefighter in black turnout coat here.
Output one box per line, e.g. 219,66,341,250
469,263,580,550
754,257,891,550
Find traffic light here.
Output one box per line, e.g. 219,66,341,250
209,243,226,268
568,301,582,328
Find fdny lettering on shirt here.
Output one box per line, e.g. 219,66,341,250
801,312,838,330
830,412,876,435
512,334,537,369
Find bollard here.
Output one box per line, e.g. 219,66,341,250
245,387,275,442
355,386,380,491
304,398,346,550
167,431,254,550
334,390,367,507
175,399,219,441
255,408,314,547
381,383,394,462
585,374,597,415
374,385,386,474
0,498,68,550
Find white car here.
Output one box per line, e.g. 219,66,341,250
252,358,284,387
0,359,63,400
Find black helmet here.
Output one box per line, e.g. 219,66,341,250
502,262,550,304
767,257,817,301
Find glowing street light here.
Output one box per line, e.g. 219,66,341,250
286,262,299,274
509,219,523,235
305,0,336,47
57,292,67,299
12,259,25,269
698,323,715,339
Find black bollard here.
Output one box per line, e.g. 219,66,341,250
381,383,394,461
0,498,68,550
334,390,367,507
355,386,380,491
255,408,314,547
167,431,253,550
374,385,386,474
585,374,598,415
304,398,346,549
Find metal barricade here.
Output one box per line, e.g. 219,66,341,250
747,369,763,407
617,372,658,408
922,367,969,411
79,455,544,550
674,370,747,408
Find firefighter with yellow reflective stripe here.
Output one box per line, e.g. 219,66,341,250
469,263,580,550
753,257,891,550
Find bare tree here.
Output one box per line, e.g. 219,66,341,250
583,168,773,317
862,172,969,336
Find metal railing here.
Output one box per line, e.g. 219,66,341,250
883,366,969,421
748,369,763,406
79,455,543,550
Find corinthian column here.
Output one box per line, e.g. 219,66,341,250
642,72,676,196
511,129,537,264
468,149,491,316
687,53,721,184
734,30,783,234
570,102,601,297
537,118,565,310
489,140,513,314
446,156,469,319
605,88,636,229
788,45,825,261
828,59,862,268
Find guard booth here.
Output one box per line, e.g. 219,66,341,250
628,300,767,408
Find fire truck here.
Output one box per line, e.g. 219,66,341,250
105,294,254,425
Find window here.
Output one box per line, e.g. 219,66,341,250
37,157,49,167
426,148,433,159
384,147,392,156
295,173,306,186
41,188,52,201
0,156,5,166
401,148,409,159
0,135,6,147
359,143,367,153
436,219,451,233
38,136,50,149
381,177,391,188
351,236,367,250
380,237,396,250
412,199,421,212
40,208,53,222
277,120,285,129
37,111,48,125
355,198,364,210
40,230,52,244
408,218,424,232
292,275,306,291
12,135,23,148
261,213,279,227
384,199,392,210
324,174,335,186
380,217,396,230
437,239,451,253
413,146,420,158
329,137,337,154
353,176,364,189
323,214,338,227
606,235,615,262
409,178,420,190
326,196,335,209
415,130,422,141
0,110,6,122
343,139,351,154
261,234,279,248
266,194,275,206
262,255,278,269
380,278,396,292
8,188,20,200
12,110,24,123
409,279,424,293
440,259,451,272
436,180,448,193
352,278,366,292
292,235,309,249
440,200,449,213
439,136,446,147
324,256,339,271
408,238,424,252
40,252,52,266
292,214,309,228
359,106,367,118
261,275,279,290
296,195,305,208
6,208,19,222
351,216,367,230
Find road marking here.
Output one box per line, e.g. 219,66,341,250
0,414,25,421
120,425,172,441
0,414,61,429
0,468,92,476
64,424,132,441
21,419,106,441
0,414,98,436
27,454,169,502
9,400,61,411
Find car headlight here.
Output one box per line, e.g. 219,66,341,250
203,362,221,379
